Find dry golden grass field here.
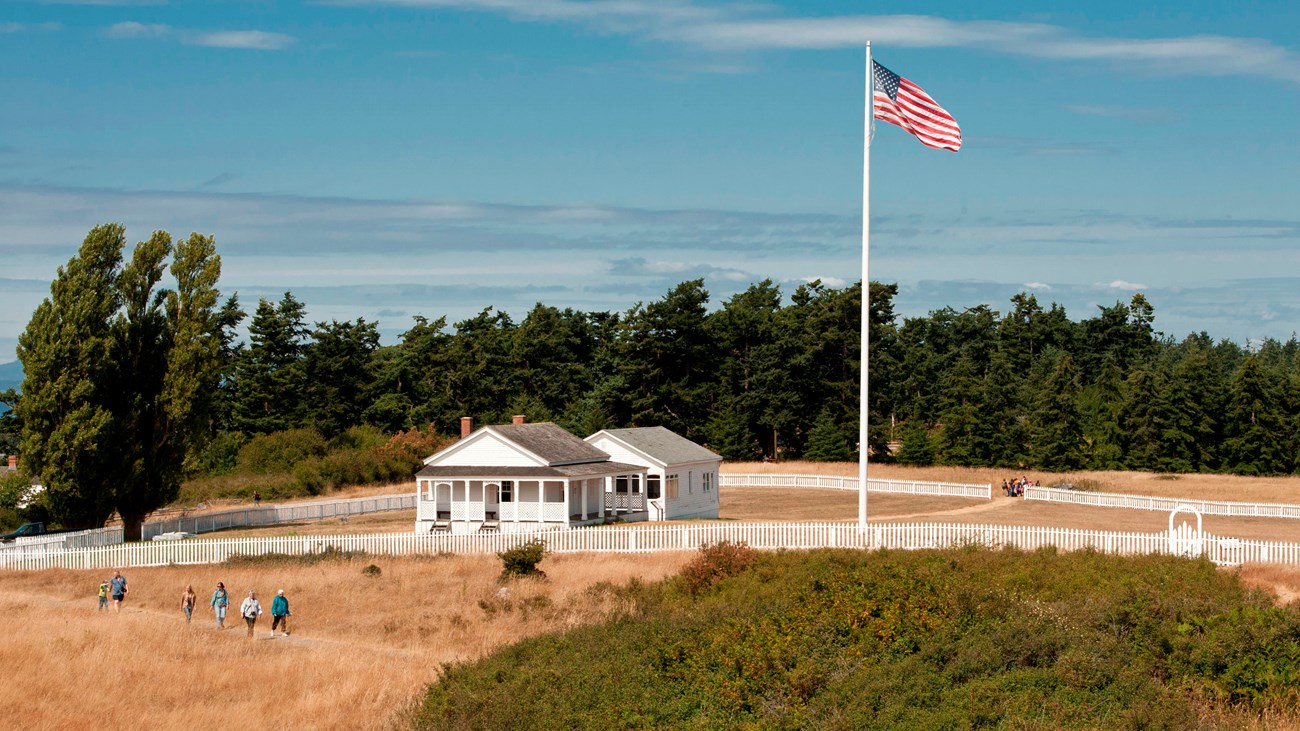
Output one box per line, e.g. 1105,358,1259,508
6,461,1300,729
0,552,693,730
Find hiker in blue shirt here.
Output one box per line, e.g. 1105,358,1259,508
210,581,230,629
270,589,292,638
108,570,128,613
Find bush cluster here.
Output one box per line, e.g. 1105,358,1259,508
497,539,548,581
679,540,759,595
177,425,451,504
416,547,1300,730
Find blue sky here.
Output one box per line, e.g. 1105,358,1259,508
4,1,1300,361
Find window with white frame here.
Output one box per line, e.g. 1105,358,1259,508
647,474,661,499
702,471,714,492
666,474,679,500
500,480,513,503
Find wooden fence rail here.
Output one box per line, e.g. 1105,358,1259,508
141,495,416,539
5,520,1297,571
1024,486,1300,519
721,474,992,499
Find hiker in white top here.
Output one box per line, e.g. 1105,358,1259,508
240,590,263,639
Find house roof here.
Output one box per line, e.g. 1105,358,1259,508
593,426,721,466
416,461,645,479
488,422,611,466
423,421,617,468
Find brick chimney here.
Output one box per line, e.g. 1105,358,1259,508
512,414,526,425
460,416,474,439
6,455,15,470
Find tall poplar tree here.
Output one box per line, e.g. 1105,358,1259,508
17,225,225,538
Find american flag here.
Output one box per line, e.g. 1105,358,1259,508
872,60,961,152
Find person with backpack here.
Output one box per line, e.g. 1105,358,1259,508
211,581,230,629
240,590,263,638
270,589,292,638
108,570,128,612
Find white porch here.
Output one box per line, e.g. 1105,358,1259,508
416,474,648,535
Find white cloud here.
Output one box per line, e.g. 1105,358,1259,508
1104,280,1148,291
0,21,62,33
1024,281,1051,290
187,30,295,51
103,21,171,38
335,2,1300,84
102,22,294,50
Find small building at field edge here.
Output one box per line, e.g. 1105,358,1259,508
585,426,721,522
415,420,720,534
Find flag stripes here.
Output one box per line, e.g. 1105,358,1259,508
872,60,961,152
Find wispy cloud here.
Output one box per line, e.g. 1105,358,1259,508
102,22,294,50
190,30,295,50
0,21,62,33
104,21,170,38
1065,104,1181,124
335,1,1300,84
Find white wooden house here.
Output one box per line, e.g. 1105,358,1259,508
585,427,722,521
415,422,649,534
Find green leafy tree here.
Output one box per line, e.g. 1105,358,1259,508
17,224,126,529
1026,351,1085,471
17,226,226,538
232,293,309,434
803,406,853,462
1220,356,1290,475
303,318,381,437
894,421,934,466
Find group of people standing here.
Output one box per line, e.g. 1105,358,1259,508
207,582,292,638
96,570,292,639
1002,477,1036,497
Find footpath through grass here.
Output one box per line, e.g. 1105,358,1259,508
414,546,1300,730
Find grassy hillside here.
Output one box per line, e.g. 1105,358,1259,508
415,546,1300,730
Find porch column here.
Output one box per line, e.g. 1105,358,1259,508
581,478,589,520
563,480,571,524
537,480,544,521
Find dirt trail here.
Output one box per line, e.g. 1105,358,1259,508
878,496,1019,522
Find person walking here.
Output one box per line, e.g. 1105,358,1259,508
97,579,109,611
240,590,262,638
211,581,230,629
108,570,128,612
270,589,291,638
181,585,197,623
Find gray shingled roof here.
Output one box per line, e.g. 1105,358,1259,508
417,461,645,479
598,426,721,465
488,422,611,466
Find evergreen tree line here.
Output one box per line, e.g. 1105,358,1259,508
880,291,1300,477
16,225,1300,538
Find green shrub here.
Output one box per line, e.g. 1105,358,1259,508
190,431,248,476
679,540,759,595
415,547,1300,730
497,539,548,580
236,428,327,474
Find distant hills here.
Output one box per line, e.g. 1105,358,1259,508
0,360,22,394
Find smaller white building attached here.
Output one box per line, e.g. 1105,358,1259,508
416,422,648,534
585,427,722,521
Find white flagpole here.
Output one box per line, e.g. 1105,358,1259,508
859,42,871,532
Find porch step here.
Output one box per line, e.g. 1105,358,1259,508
479,521,500,533
429,521,451,533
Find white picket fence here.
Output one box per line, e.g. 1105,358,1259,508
721,473,992,499
1024,486,1300,519
5,520,1297,571
141,494,416,539
0,526,124,557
